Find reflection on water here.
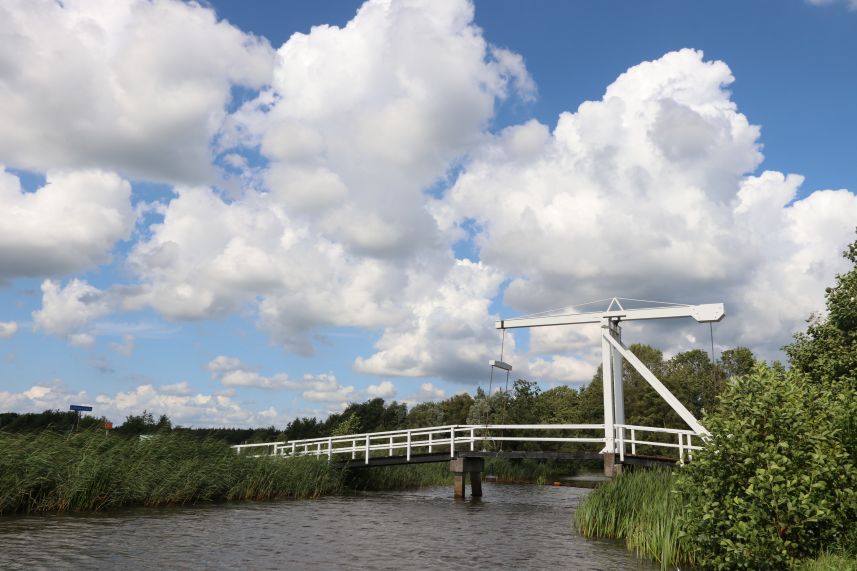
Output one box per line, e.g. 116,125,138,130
0,483,655,570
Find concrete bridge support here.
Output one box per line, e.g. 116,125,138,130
450,457,484,498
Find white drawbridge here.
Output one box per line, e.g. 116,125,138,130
235,298,723,478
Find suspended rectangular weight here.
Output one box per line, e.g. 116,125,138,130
489,360,512,371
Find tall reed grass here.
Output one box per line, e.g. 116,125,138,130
797,553,857,571
348,461,452,490
574,469,692,570
0,430,343,514
485,458,572,484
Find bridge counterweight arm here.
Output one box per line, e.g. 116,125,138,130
496,303,724,329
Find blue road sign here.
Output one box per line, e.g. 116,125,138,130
70,404,93,412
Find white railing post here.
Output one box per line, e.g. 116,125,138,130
406,430,412,462
365,434,370,464
470,427,475,451
428,432,433,453
678,433,684,464
316,442,321,457
688,434,694,462
291,442,296,457
631,429,636,456
618,426,625,462
327,437,332,461
389,436,394,457
352,439,356,460
450,426,455,457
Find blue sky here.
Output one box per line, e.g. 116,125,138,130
1,0,855,427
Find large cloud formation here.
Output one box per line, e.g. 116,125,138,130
122,0,531,357
435,49,857,376
3,1,856,412
0,169,134,279
0,0,273,183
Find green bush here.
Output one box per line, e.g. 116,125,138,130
675,364,857,570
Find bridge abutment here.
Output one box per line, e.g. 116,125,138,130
603,453,622,478
450,457,484,498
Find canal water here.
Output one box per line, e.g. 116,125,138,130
0,483,655,570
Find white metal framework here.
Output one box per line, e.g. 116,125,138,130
495,297,724,457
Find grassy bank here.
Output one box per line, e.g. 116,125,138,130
574,469,691,569
0,430,343,514
575,468,857,570
1,430,581,514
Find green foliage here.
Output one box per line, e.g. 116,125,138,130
720,346,756,380
114,410,172,436
0,430,343,514
576,343,732,431
0,409,107,432
330,413,361,436
575,469,692,569
536,385,580,423
675,364,857,570
440,393,473,424
785,232,857,387
407,402,445,428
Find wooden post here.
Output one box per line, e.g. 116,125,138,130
470,470,482,497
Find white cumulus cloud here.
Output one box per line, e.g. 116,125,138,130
32,279,113,347
0,169,134,279
0,0,274,183
0,321,17,339
436,49,857,362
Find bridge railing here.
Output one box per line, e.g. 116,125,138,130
614,424,703,463
232,423,704,464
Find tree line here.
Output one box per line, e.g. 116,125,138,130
2,344,757,445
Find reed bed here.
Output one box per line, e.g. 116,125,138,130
347,461,452,490
485,458,572,484
0,430,343,514
797,554,857,571
574,468,692,570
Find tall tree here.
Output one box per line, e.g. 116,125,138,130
785,231,857,387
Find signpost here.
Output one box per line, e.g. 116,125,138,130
69,404,93,431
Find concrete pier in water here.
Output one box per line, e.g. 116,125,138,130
450,457,484,498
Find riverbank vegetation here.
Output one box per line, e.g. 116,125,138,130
575,469,690,567
0,430,342,515
576,233,857,570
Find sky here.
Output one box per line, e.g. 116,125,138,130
1,0,855,428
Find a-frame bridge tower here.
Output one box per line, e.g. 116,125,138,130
495,298,724,476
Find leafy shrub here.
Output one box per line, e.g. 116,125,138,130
675,364,857,570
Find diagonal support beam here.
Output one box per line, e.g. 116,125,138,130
603,332,709,436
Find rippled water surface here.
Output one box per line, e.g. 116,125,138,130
0,483,655,570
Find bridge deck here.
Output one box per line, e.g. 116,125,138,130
342,450,676,469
